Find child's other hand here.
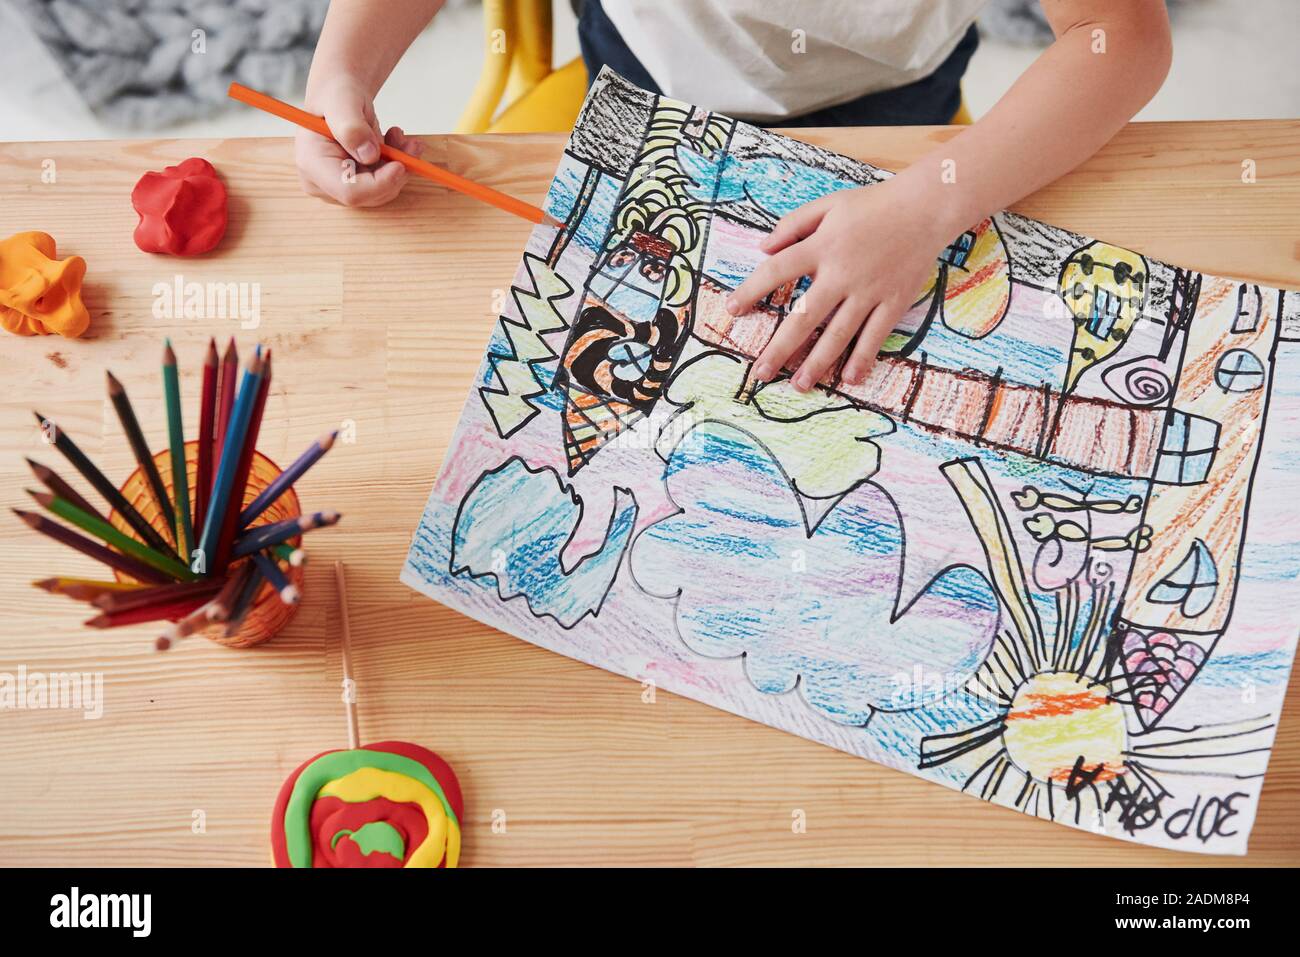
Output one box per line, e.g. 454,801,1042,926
725,177,956,390
295,76,423,207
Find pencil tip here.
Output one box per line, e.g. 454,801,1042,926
205,338,218,362
105,369,123,394
25,488,52,506
163,340,177,364
33,578,56,592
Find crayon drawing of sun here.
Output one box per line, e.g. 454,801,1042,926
925,458,1277,832
1002,672,1127,786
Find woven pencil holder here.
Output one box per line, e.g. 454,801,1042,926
109,439,305,648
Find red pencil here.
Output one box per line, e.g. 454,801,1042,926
194,338,218,541
84,594,212,628
214,350,271,572
213,337,238,495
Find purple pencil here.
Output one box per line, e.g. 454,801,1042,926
238,431,337,529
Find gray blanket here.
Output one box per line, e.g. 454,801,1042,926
7,0,328,128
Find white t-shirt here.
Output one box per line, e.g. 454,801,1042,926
601,0,987,121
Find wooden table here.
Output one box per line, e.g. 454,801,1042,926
1,122,1298,867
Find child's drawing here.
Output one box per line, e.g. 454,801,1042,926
404,70,1300,854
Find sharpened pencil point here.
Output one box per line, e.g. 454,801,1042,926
25,488,54,508
163,340,177,365
105,370,124,395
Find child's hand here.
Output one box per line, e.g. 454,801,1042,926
295,75,423,207
726,176,956,390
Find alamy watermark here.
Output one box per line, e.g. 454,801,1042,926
152,275,260,329
0,666,103,720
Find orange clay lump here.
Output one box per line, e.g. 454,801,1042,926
0,231,90,338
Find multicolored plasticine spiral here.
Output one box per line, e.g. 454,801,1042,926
271,740,463,868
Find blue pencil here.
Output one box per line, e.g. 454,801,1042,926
233,510,340,558
251,551,299,604
198,351,264,569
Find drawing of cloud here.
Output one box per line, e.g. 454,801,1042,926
451,457,637,628
632,426,999,724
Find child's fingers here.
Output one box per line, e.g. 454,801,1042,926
296,141,405,207
752,282,841,384
792,298,872,390
727,244,814,316
345,161,409,207
296,146,356,205
761,196,831,253
842,300,906,384
385,125,424,157
324,107,382,165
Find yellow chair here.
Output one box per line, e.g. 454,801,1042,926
456,0,588,134
456,0,972,133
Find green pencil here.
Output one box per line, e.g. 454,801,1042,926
27,489,195,581
162,341,194,563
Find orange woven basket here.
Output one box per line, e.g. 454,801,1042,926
109,439,304,648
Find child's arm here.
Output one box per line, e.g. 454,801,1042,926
727,0,1173,390
296,0,444,206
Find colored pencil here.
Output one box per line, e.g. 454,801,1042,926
239,430,337,528
27,490,195,580
162,340,194,562
206,559,257,623
223,563,266,636
14,509,172,585
106,370,176,545
214,350,271,573
227,82,556,227
233,510,340,557
34,578,147,602
25,458,106,524
335,561,359,750
199,352,264,567
93,578,223,614
34,411,180,560
156,597,220,650
194,338,218,542
213,337,238,491
85,594,212,629
252,551,298,605
273,544,306,567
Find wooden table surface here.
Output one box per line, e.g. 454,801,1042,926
1,121,1298,867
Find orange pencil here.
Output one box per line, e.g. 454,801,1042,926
226,82,557,227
